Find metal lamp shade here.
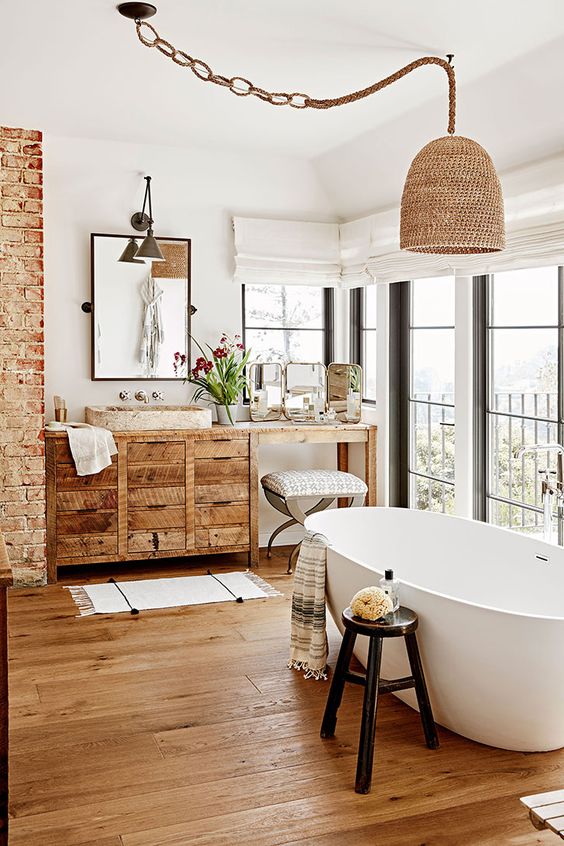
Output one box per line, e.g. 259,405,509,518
118,237,144,264
400,135,505,255
135,229,165,262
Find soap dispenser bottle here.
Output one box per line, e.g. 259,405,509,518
379,569,400,612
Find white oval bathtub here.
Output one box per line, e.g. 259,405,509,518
305,507,564,752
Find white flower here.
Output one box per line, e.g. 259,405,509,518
350,586,393,621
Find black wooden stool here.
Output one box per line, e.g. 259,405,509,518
320,605,439,794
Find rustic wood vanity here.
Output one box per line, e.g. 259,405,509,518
46,422,376,583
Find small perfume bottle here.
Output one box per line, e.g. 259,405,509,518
379,569,400,612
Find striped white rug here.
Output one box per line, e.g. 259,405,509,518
66,571,281,616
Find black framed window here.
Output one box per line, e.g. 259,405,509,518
479,266,564,537
389,276,455,511
408,276,456,512
350,287,377,403
242,284,334,365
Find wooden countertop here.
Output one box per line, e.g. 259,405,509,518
0,536,13,589
45,421,375,438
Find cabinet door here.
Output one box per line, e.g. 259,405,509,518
193,437,250,550
126,440,188,553
54,441,118,561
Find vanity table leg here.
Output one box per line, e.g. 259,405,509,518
365,428,377,506
249,432,260,567
337,443,349,508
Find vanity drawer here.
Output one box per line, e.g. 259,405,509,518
195,503,249,527
128,441,185,464
56,489,118,512
194,439,249,459
57,534,117,559
56,463,117,490
195,526,249,549
194,483,249,505
57,511,117,536
128,529,185,554
127,464,185,487
195,458,249,484
128,506,185,532
128,486,185,508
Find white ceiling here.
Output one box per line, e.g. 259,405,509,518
2,0,564,164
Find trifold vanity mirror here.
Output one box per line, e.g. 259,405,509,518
327,362,362,423
90,234,191,380
248,363,284,421
284,363,327,421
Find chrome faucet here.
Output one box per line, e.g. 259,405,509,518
514,444,564,544
134,390,150,404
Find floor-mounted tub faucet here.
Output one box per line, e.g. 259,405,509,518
514,444,564,544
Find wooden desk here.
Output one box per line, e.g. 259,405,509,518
248,421,377,567
0,535,13,846
46,422,376,577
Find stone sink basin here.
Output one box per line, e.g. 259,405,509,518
85,405,212,431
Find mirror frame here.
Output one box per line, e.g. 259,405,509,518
89,233,192,381
327,361,363,423
283,361,327,421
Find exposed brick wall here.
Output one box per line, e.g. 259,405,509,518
0,127,46,586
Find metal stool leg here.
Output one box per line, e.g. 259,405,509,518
266,517,298,558
355,635,383,794
405,632,439,749
320,628,357,738
287,541,301,575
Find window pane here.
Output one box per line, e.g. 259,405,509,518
412,402,454,481
489,500,553,539
411,475,455,514
490,328,557,417
491,267,558,327
245,328,323,363
364,286,377,329
489,413,558,506
411,328,455,403
363,330,376,402
411,276,455,327
245,285,323,329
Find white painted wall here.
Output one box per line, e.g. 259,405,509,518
43,133,345,544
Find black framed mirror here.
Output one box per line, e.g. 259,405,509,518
89,234,192,380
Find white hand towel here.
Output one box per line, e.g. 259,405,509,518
62,423,118,477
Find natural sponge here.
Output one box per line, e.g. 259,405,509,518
350,586,393,621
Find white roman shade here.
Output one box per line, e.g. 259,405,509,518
233,217,341,287
234,155,564,288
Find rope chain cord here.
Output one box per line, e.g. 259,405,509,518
134,20,457,134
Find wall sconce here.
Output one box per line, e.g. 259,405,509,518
128,175,165,262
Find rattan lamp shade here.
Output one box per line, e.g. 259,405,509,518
400,135,505,254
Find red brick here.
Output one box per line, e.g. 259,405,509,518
0,128,41,141
1,184,42,200
1,213,42,229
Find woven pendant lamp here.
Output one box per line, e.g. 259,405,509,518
400,135,505,254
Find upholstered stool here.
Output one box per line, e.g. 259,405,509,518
260,470,367,574
321,606,439,794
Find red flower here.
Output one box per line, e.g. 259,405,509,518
236,343,244,351
213,347,228,359
203,361,213,373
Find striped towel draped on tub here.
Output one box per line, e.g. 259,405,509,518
288,531,329,681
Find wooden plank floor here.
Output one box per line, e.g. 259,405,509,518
7,548,563,845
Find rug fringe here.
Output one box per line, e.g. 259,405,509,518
65,586,97,617
287,659,328,681
243,570,282,597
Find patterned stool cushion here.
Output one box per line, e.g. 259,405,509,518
261,469,367,499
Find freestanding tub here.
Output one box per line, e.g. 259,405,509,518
305,506,564,752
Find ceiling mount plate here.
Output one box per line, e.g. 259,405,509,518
130,211,151,232
117,3,157,21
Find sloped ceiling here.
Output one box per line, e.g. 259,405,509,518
1,0,563,217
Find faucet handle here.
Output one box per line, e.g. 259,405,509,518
152,390,164,402
119,390,131,401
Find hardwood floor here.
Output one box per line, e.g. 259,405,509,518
7,549,562,845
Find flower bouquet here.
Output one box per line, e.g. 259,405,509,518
179,334,251,425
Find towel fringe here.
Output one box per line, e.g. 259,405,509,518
287,659,328,681
243,570,282,597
